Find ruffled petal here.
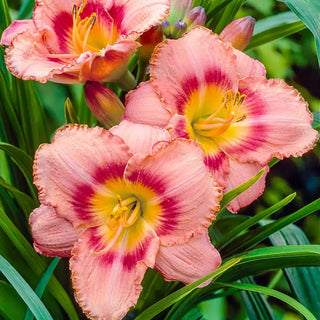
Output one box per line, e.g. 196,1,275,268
225,160,268,213
4,30,75,83
0,20,35,46
109,0,169,37
234,49,266,78
29,205,81,257
110,120,170,155
124,139,222,246
34,125,132,227
70,221,159,320
123,81,172,127
150,27,238,115
79,40,140,82
217,77,319,165
155,232,221,285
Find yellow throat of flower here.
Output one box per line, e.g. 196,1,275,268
191,90,247,137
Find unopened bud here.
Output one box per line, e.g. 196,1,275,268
220,16,255,51
167,0,193,25
171,19,188,39
184,6,206,29
84,81,125,129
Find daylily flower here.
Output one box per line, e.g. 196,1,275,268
122,27,318,212
30,121,222,319
161,0,206,39
0,0,169,85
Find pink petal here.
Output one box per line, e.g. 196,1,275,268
29,205,81,257
123,81,172,127
79,40,140,82
219,77,319,165
70,223,159,320
225,160,268,213
150,27,238,114
34,125,132,227
109,0,170,36
4,30,75,83
0,20,35,46
124,139,222,246
234,49,266,78
155,232,221,285
110,120,171,155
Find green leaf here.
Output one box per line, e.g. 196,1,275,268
64,97,80,124
216,282,317,320
221,197,320,256
0,177,37,218
0,255,54,320
215,193,296,250
135,257,242,320
278,0,320,66
0,142,36,199
0,209,79,320
246,11,305,50
312,112,320,130
264,222,320,319
0,280,26,320
215,167,266,220
25,257,61,320
18,0,35,19
219,245,320,283
0,0,11,35
239,277,276,320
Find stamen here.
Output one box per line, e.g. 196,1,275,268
72,4,77,17
82,14,97,51
33,43,79,60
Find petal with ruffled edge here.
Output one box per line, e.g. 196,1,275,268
123,81,172,127
110,120,171,155
124,139,222,246
79,40,140,82
4,29,78,83
234,49,266,78
0,20,35,46
225,159,268,213
150,27,238,115
108,0,169,38
70,220,159,320
29,205,81,257
216,77,319,166
34,125,132,227
155,232,221,285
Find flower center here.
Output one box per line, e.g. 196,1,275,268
192,90,247,137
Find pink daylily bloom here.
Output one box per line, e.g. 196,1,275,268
30,122,222,319
123,27,318,212
1,0,169,84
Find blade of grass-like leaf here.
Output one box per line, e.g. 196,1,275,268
0,209,79,320
18,0,35,19
312,112,320,131
24,257,60,320
0,0,11,78
0,280,26,320
215,282,316,320
0,177,37,218
263,222,320,319
221,197,320,256
214,168,266,222
239,277,276,320
135,257,242,320
0,255,54,320
246,11,305,50
278,0,320,66
218,245,320,283
64,98,80,124
0,142,36,199
215,193,296,250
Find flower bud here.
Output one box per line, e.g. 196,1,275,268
183,6,206,29
171,19,188,39
220,16,255,51
167,0,193,25
84,81,125,129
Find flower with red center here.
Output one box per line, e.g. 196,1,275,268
30,121,222,319
0,0,169,85
122,27,319,212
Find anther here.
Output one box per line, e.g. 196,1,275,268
72,4,77,17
